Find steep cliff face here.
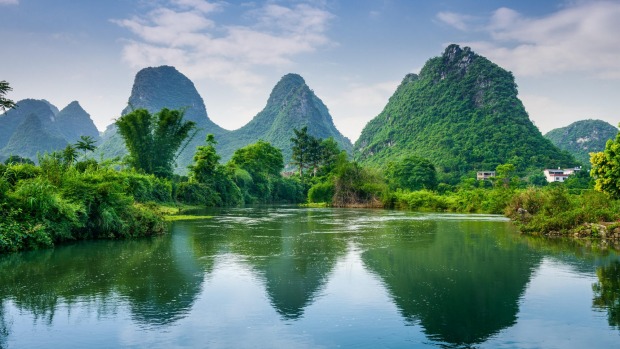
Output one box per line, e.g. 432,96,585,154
354,44,575,181
228,73,352,165
545,119,618,166
98,68,351,172
97,66,229,171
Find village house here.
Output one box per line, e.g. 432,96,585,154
476,171,496,180
543,167,581,183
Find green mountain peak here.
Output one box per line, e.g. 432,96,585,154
545,119,619,166
354,44,575,182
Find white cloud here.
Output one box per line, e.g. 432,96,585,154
326,80,400,141
436,11,476,31
439,1,620,79
114,1,334,91
0,0,18,5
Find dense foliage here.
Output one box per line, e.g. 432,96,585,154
385,156,437,191
116,108,196,178
545,119,618,166
591,126,620,198
0,154,168,253
354,45,576,183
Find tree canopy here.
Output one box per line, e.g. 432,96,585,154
386,156,437,191
590,126,620,198
0,80,16,112
116,108,196,178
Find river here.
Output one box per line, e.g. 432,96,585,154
1,207,619,348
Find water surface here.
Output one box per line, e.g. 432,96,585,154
1,207,619,348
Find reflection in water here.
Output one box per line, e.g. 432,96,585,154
593,261,620,330
361,219,542,346
2,208,620,348
0,230,203,328
185,208,348,319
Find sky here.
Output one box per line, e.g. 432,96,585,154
1,0,618,142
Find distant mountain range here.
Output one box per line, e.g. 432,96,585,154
97,66,352,173
5,44,606,180
354,44,576,182
544,119,618,166
0,99,99,162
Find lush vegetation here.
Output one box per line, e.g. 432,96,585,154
545,119,618,166
116,108,197,178
591,125,620,199
97,69,351,174
354,45,576,183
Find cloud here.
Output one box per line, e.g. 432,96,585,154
436,12,476,31
438,1,620,79
114,1,334,90
326,80,400,141
0,0,18,5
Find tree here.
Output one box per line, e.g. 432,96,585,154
230,140,284,178
74,135,97,154
230,140,284,202
0,80,16,112
116,108,196,178
3,155,34,165
291,128,340,177
495,163,517,188
291,126,311,176
62,145,78,166
188,134,220,183
591,127,620,198
386,156,437,191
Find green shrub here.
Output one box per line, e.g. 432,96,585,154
308,180,334,203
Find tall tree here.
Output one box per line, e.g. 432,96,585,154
188,134,221,183
116,108,196,178
291,126,311,176
0,80,16,112
591,126,620,198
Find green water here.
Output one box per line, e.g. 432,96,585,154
1,207,619,348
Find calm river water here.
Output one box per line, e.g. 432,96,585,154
1,207,619,348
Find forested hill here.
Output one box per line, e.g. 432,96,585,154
544,119,618,166
0,99,98,162
98,68,351,172
97,65,230,169
354,44,576,182
227,73,353,166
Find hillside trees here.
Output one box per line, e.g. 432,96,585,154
291,127,342,177
385,156,437,191
590,127,620,198
116,108,196,178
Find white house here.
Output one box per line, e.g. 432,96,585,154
543,167,581,183
476,171,496,180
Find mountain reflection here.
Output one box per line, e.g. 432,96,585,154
361,219,541,346
190,207,348,320
0,229,203,328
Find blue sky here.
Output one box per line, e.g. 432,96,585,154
1,0,618,142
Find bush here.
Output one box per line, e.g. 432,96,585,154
308,180,334,203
